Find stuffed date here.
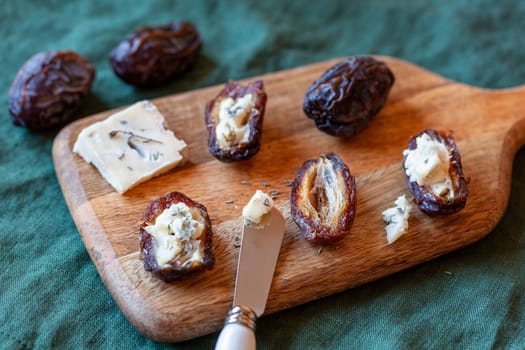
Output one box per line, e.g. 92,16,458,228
139,191,215,282
290,153,356,244
205,80,267,162
109,21,202,86
303,56,394,138
403,129,468,215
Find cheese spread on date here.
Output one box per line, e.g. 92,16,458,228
242,190,274,224
144,202,205,267
216,94,254,149
403,132,454,199
73,100,186,194
382,195,413,244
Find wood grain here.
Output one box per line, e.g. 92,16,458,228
52,57,525,342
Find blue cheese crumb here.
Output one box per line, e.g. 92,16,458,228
382,195,413,244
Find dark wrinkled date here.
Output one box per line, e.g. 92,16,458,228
205,80,267,162
403,129,469,215
303,56,395,137
139,192,215,282
290,153,356,244
109,21,202,86
8,51,95,130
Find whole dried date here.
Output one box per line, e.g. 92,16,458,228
290,153,356,244
403,129,468,215
109,21,202,86
139,191,215,282
303,56,395,137
205,80,267,162
8,51,95,130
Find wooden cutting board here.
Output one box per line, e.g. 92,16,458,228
52,56,525,343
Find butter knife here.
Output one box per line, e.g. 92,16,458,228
215,207,286,350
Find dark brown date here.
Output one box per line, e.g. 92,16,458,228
139,191,215,282
205,80,267,162
109,21,201,86
403,129,469,215
8,51,95,130
290,153,356,244
303,56,395,137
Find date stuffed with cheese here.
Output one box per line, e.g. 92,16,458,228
403,129,468,215
291,153,356,244
205,80,267,161
139,192,215,282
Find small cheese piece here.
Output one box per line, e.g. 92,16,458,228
215,94,254,149
242,190,274,224
144,202,205,267
382,195,413,244
73,100,186,194
403,132,454,199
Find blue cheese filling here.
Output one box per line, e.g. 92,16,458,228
403,133,454,199
144,202,205,267
382,195,413,244
215,94,255,149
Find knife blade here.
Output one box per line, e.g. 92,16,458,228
215,207,286,350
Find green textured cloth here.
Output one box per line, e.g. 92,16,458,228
1,1,524,349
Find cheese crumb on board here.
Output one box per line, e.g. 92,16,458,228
242,190,274,225
73,100,186,194
403,132,454,199
382,195,413,244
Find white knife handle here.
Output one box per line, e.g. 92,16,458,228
215,305,257,350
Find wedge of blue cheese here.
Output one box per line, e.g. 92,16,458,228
73,100,186,194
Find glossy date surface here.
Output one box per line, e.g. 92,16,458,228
303,56,394,137
8,51,95,130
109,21,202,86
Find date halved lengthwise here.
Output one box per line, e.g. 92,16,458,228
205,80,267,161
403,129,469,215
303,56,395,138
139,192,215,282
291,153,356,244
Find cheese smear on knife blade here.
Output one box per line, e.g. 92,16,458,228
242,190,274,225
73,100,186,194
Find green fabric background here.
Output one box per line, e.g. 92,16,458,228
1,1,524,349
